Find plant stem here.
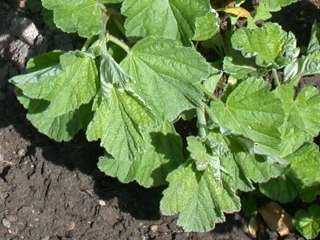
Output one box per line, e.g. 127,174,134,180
272,68,280,86
196,104,207,138
81,36,95,51
106,33,130,53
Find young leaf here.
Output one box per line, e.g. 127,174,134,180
121,0,216,43
98,122,184,187
231,23,299,68
41,0,106,37
161,132,283,232
294,205,320,240
121,37,210,121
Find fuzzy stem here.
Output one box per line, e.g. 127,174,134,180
106,33,130,53
196,104,207,138
272,68,280,86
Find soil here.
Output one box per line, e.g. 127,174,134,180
0,1,319,240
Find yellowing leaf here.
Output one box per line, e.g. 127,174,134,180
219,7,251,18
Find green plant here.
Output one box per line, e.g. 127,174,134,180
10,0,320,233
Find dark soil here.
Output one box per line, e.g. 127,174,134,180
0,1,319,240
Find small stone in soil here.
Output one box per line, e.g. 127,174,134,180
2,218,11,229
17,148,26,157
98,200,106,206
150,224,159,233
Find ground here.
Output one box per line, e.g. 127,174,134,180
0,1,319,239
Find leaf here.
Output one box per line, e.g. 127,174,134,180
193,11,220,41
98,122,184,187
161,132,283,232
41,0,106,37
287,143,320,202
10,51,96,141
223,56,259,80
161,161,241,232
121,0,215,43
86,88,155,163
275,85,320,156
11,52,98,118
219,7,251,18
231,23,299,68
301,52,320,76
307,22,320,54
209,78,284,157
294,205,320,240
253,0,298,22
121,37,210,121
16,91,93,141
259,175,298,203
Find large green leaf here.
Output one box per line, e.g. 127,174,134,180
10,51,96,141
121,0,217,43
294,205,320,240
41,0,106,37
161,132,283,232
231,23,299,68
209,78,284,157
121,37,210,121
98,123,184,187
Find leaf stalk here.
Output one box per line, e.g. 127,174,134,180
197,104,207,138
106,33,130,53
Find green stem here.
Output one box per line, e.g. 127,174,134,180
81,36,95,51
272,68,280,86
106,33,130,53
196,104,207,138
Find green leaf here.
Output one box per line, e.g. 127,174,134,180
98,122,184,187
161,132,283,232
209,78,284,157
41,0,106,37
16,92,93,141
223,56,259,80
121,0,215,43
11,51,98,117
253,0,298,22
161,162,241,232
86,88,155,163
259,175,298,203
294,205,320,240
301,52,320,76
231,23,299,68
287,143,320,202
275,85,320,156
121,37,210,121
193,11,220,41
307,22,320,54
